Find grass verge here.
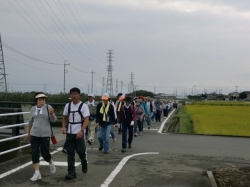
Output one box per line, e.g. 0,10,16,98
177,106,194,134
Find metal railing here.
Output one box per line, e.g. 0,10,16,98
0,111,30,156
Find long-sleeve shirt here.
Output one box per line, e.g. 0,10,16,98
118,105,136,124
135,105,145,121
96,102,116,125
29,104,57,137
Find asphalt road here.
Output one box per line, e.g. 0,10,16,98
1,109,250,187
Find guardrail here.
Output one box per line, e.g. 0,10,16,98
0,111,30,156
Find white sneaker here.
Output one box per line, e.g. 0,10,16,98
113,138,116,142
30,172,42,181
50,161,56,174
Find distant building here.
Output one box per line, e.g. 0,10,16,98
206,92,218,100
228,92,239,98
155,93,176,100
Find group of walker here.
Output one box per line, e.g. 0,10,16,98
26,87,176,181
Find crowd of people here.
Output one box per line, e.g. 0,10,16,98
26,87,178,181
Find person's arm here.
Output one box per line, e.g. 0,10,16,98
61,116,68,134
76,116,89,139
48,105,57,122
26,124,32,141
132,107,136,121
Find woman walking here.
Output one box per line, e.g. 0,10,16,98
27,92,57,181
134,99,145,136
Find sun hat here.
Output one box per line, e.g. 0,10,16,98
119,94,126,101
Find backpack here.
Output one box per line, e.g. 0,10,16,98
67,102,84,125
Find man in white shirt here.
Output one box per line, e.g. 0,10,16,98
62,87,90,179
86,93,98,145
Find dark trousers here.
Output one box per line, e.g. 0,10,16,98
65,133,87,174
30,136,51,164
156,110,161,122
163,109,167,117
122,122,133,148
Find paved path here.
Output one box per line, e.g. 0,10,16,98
1,109,250,187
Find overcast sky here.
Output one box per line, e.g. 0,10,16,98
1,0,250,96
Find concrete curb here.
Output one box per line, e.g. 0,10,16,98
207,171,218,187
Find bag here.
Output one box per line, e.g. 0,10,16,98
47,104,57,145
51,135,57,144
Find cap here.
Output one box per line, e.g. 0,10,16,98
135,99,142,103
35,93,47,99
88,93,95,98
101,93,110,100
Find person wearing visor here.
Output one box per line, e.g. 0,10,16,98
118,96,136,153
27,92,57,181
96,93,116,154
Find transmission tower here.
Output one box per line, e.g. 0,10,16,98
0,34,7,92
106,50,114,96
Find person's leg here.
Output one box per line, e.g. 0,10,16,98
147,115,151,128
121,122,128,149
128,124,133,148
98,126,104,150
88,120,96,144
134,120,138,136
66,134,76,176
138,120,143,135
30,136,42,181
75,135,87,173
103,125,112,153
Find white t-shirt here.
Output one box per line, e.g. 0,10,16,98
63,101,90,134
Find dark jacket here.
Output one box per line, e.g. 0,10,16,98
118,105,136,124
96,102,116,125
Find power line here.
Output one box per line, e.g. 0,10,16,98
2,42,62,65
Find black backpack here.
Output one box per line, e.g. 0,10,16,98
67,102,84,125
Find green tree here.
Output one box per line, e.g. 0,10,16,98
127,90,155,98
239,92,247,99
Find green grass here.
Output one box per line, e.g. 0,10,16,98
186,105,250,136
177,106,194,134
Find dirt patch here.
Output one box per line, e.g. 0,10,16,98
213,167,250,187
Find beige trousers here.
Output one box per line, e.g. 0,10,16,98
88,120,96,142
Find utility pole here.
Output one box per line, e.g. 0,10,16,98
235,86,238,92
43,84,46,93
0,33,7,92
88,84,89,94
64,60,69,94
115,79,118,95
102,77,105,95
91,70,96,93
134,85,138,97
106,50,114,96
120,81,123,93
130,72,134,94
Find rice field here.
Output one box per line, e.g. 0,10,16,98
185,104,250,136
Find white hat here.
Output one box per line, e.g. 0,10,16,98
35,93,47,99
88,93,95,98
101,93,109,100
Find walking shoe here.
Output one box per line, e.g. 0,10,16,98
109,134,112,138
134,133,137,137
121,149,126,153
81,161,88,173
65,173,76,179
62,149,67,155
30,172,42,181
87,140,92,145
128,144,132,149
49,161,56,174
139,132,142,136
99,147,103,151
148,126,150,129
104,152,109,154
113,137,116,142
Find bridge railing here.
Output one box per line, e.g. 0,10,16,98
0,111,30,156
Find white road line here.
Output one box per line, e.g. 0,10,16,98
39,161,81,166
100,152,159,187
0,147,62,179
157,109,176,133
143,128,158,130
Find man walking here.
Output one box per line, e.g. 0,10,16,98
62,87,90,179
86,93,98,145
96,93,116,154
